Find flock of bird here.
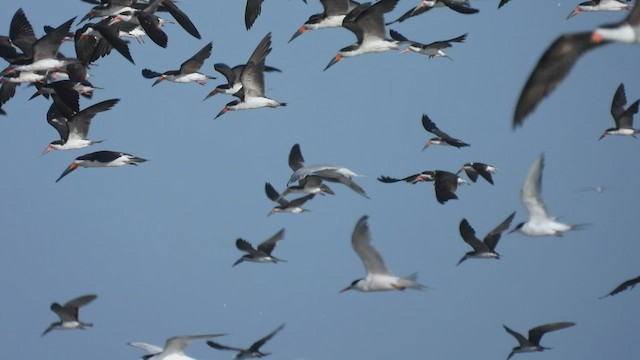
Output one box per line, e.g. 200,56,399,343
1,0,638,359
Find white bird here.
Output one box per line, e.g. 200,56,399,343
510,154,585,236
340,216,425,292
128,334,226,360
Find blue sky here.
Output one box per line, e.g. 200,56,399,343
1,1,638,359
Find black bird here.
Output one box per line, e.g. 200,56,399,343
265,182,315,215
56,150,147,182
600,274,640,298
390,30,467,59
457,162,497,185
599,83,640,139
386,0,478,25
142,42,214,86
421,114,470,149
233,229,286,266
456,212,515,266
432,170,466,204
74,19,135,64
377,171,435,184
503,322,575,360
207,323,285,359
42,294,97,336
289,0,361,42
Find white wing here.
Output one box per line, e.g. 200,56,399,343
351,216,390,275
521,154,549,221
128,342,164,354
164,334,226,355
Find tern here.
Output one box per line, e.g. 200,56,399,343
386,0,478,25
421,114,470,149
43,98,119,154
513,0,640,128
341,215,425,292
289,0,360,42
390,30,467,59
128,334,226,360
503,322,575,360
206,323,285,359
56,150,147,183
458,162,497,185
42,294,97,336
567,0,630,19
599,83,640,140
142,42,214,86
456,212,515,266
214,33,286,119
288,164,368,198
265,182,315,215
233,228,286,266
279,143,335,198
324,0,400,71
600,274,640,298
510,154,585,236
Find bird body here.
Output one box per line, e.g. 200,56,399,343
55,150,147,182
42,294,97,336
567,0,630,19
599,83,640,139
458,162,497,185
289,0,361,42
421,114,470,149
142,42,213,86
391,30,467,59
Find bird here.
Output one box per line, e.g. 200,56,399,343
341,215,425,292
456,212,515,266
457,162,497,185
42,294,97,336
42,99,119,155
74,19,135,65
390,30,467,60
599,83,640,140
503,322,576,360
421,113,470,149
498,0,513,8
567,0,631,20
279,143,335,198
142,42,214,86
432,170,466,204
265,182,315,215
202,62,280,100
214,33,286,119
233,228,286,266
206,323,285,359
377,170,435,184
513,0,640,128
288,163,368,198
324,0,400,71
128,334,226,360
600,274,640,298
386,0,478,25
510,154,585,236
245,0,307,30
55,150,147,183
289,0,361,42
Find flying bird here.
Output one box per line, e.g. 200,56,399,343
55,150,147,183
421,114,470,149
567,0,631,20
377,170,435,184
458,162,497,185
386,0,478,25
503,322,575,360
599,83,639,140
510,154,585,236
142,42,214,86
390,30,467,60
74,19,135,65
128,334,226,360
206,323,285,359
324,0,400,70
279,143,335,198
233,228,286,266
513,0,640,128
600,274,640,298
341,215,425,292
42,294,97,336
202,62,280,100
289,0,360,42
245,0,308,30
378,170,464,203
265,182,315,215
456,212,515,266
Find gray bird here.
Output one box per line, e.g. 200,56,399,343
207,323,285,359
42,294,97,336
456,212,515,265
233,229,287,266
503,322,575,360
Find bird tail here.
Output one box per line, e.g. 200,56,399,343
400,273,427,290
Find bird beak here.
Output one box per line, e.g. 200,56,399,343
324,54,343,71
566,8,580,20
202,89,219,101
339,286,352,293
421,141,431,151
456,167,464,174
598,132,607,140
591,31,603,43
400,48,411,54
214,107,228,119
289,26,307,43
41,145,54,156
507,227,518,234
79,11,93,23
56,162,79,183
152,76,165,87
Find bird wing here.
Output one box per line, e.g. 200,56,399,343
287,193,315,207
179,42,212,74
605,275,640,297
265,182,288,205
162,0,201,39
142,68,163,78
235,238,258,254
32,17,75,62
50,303,76,322
458,219,489,252
214,63,237,84
164,334,225,354
521,154,549,220
483,211,516,251
241,33,272,98
389,29,411,43
63,294,97,314
46,103,70,141
356,0,398,42
342,3,372,44
473,163,494,185
67,98,119,141
249,323,285,352
503,325,530,347
433,171,459,204
128,342,164,354
610,83,627,122
257,228,285,255
9,8,37,57
617,99,639,129
421,114,451,139
528,322,575,346
288,143,305,171
377,175,403,183
245,0,264,30
513,32,604,128
322,0,355,15
93,23,135,64
441,0,479,14
427,33,468,49
351,216,390,275
138,12,168,48
206,340,244,352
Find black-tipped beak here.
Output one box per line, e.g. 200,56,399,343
289,27,306,43
214,107,228,119
56,162,79,183
79,12,93,23
324,54,343,71
202,89,219,102
152,77,164,87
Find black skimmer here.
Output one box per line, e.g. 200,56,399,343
42,294,97,336
232,228,286,266
513,0,640,128
599,83,640,140
265,182,315,215
458,162,497,185
214,33,286,119
390,30,467,60
377,170,435,184
203,63,279,100
324,0,400,71
567,0,630,20
386,0,478,25
600,274,640,298
432,170,466,204
55,150,147,183
74,19,135,64
503,322,575,360
421,114,470,149
128,334,226,360
289,0,360,42
510,154,585,236
142,42,214,86
43,98,119,155
279,143,335,198
206,323,285,359
456,212,515,266
341,216,424,292
245,0,307,30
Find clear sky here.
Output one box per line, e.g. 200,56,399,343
1,1,638,359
